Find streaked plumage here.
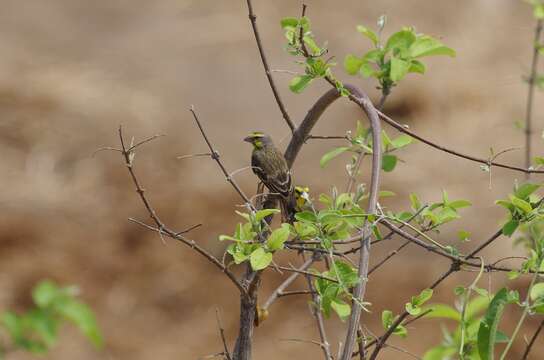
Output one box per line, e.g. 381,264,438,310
244,132,295,221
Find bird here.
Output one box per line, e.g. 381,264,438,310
244,132,296,222
294,185,311,212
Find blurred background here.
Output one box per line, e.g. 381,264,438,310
0,0,543,358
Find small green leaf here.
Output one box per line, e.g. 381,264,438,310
359,62,376,78
514,183,540,200
381,310,393,329
32,281,62,308
249,248,272,271
406,303,421,315
408,59,426,74
449,200,472,209
57,300,103,348
409,35,456,58
331,300,351,321
502,219,519,236
390,57,411,82
422,304,460,321
458,230,471,242
381,154,398,172
410,193,422,211
390,134,413,149
320,147,350,167
254,209,280,222
280,17,299,29
267,224,290,251
510,195,532,214
386,29,416,52
530,283,544,302
356,25,379,46
344,54,363,75
289,75,313,93
295,211,318,223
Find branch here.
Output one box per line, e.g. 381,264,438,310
521,319,544,360
245,0,296,132
376,109,544,174
524,19,543,175
115,127,247,297
189,106,253,206
216,308,232,360
262,257,314,310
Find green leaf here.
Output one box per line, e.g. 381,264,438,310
408,59,426,74
381,310,393,329
530,283,544,301
344,54,363,75
477,288,512,360
421,304,460,321
423,346,457,360
254,209,280,223
32,281,62,308
510,195,532,214
514,183,540,200
502,219,519,237
386,29,416,52
280,17,299,30
390,57,411,82
449,200,472,209
406,303,421,315
390,134,413,149
410,193,422,210
414,288,434,305
295,211,318,223
57,300,103,348
267,224,290,251
331,300,351,321
534,4,544,19
409,35,456,58
382,154,398,172
249,247,272,271
320,147,350,167
289,75,313,93
458,230,471,242
359,62,376,78
363,49,383,63
356,25,379,46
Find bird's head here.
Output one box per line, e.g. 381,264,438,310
243,132,272,149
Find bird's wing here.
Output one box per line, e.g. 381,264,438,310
251,149,292,198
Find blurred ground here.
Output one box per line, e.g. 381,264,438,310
0,0,543,359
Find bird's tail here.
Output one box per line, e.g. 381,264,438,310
280,192,297,224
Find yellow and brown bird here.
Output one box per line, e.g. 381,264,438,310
244,132,295,221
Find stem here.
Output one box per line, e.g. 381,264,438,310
499,266,540,360
524,19,543,176
521,319,544,360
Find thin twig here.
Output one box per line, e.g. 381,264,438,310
524,19,543,176
189,106,253,206
215,308,232,360
262,257,314,310
245,0,295,132
521,319,544,360
376,109,544,174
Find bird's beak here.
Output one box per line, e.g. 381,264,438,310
243,136,252,143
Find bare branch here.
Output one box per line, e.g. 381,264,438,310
377,109,544,174
245,0,296,132
216,308,232,360
521,319,544,360
524,19,543,176
262,257,314,310
189,106,253,206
